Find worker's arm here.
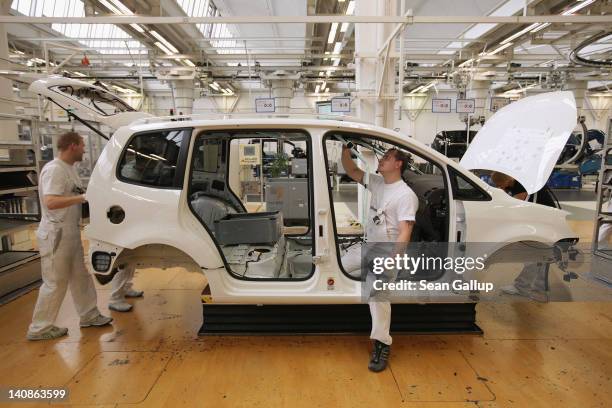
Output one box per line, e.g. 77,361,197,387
44,194,86,210
394,220,414,254
341,145,365,184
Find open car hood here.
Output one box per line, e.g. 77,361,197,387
459,91,577,195
28,76,152,129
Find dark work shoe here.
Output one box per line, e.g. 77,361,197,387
368,340,391,372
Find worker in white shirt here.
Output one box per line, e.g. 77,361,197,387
27,132,112,340
340,145,418,372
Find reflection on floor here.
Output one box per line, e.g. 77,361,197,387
0,221,610,407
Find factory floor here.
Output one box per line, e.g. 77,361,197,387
0,220,610,408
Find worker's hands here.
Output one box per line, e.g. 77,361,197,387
79,194,87,203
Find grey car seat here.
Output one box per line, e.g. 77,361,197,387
190,192,237,230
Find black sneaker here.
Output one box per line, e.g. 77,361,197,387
368,340,391,372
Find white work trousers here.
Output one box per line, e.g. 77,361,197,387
598,200,612,246
28,226,100,334
109,264,136,304
341,244,393,346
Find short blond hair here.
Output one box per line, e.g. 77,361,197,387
57,131,82,151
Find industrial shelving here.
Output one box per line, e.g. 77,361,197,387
0,116,42,302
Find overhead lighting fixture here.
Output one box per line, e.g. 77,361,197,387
150,30,179,53
326,69,332,76
458,58,475,67
338,0,346,2
319,71,324,76
224,88,234,95
154,41,174,56
107,0,132,14
183,59,196,67
325,88,330,93
72,71,86,77
12,49,24,55
500,23,540,44
328,23,338,44
530,22,550,33
99,0,122,14
482,42,513,56
409,85,425,94
346,1,355,15
209,82,220,91
419,81,437,93
562,0,596,15
315,85,320,93
332,58,341,66
340,23,349,32
333,41,342,55
321,81,326,89
130,24,145,33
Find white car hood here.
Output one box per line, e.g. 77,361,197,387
28,76,152,129
460,91,577,194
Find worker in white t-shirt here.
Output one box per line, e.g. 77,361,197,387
340,145,418,372
27,132,112,340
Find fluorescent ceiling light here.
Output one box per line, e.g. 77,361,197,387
325,88,330,93
328,23,338,44
321,81,326,89
130,24,145,33
319,71,324,76
12,49,24,55
154,41,174,56
562,0,596,15
448,42,463,48
346,1,355,15
333,41,342,54
183,59,196,67
108,0,132,14
209,82,220,91
437,50,456,55
340,23,349,32
485,42,513,56
99,0,122,14
72,71,86,77
224,88,234,95
326,69,332,76
332,58,341,66
315,85,320,93
150,30,179,53
530,22,550,33
458,58,475,67
500,23,540,44
338,0,345,2
409,85,424,94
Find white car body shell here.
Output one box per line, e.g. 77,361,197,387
24,76,579,304
85,118,577,304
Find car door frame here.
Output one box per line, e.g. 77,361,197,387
320,129,457,281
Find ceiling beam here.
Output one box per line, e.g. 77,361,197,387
2,15,612,24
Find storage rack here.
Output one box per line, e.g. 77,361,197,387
0,115,42,302
591,118,612,283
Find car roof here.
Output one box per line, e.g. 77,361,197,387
127,116,402,138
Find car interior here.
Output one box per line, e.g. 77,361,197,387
188,130,313,280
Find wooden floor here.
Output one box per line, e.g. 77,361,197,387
0,220,610,407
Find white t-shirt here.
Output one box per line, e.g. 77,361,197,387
39,159,83,228
364,173,418,242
